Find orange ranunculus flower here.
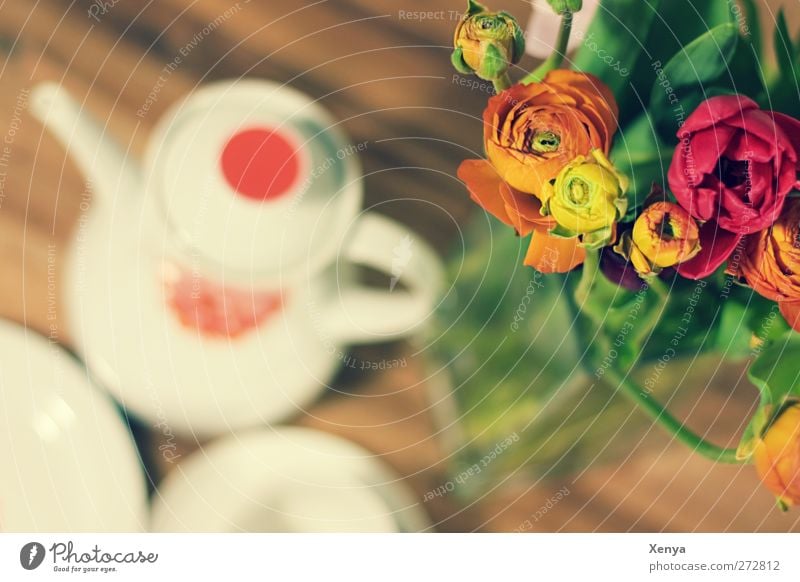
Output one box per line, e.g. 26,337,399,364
754,403,800,508
615,201,701,276
734,197,800,331
457,159,585,273
483,70,618,198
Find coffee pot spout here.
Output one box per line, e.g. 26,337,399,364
30,82,138,203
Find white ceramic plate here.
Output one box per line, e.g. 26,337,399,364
0,320,147,532
151,427,431,532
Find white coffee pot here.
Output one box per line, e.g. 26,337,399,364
30,79,444,437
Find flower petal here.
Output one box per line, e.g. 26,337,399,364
773,111,800,160
780,301,800,332
680,94,760,135
545,69,619,135
524,230,586,273
688,125,738,176
601,246,645,291
675,222,741,279
499,182,555,234
457,159,514,227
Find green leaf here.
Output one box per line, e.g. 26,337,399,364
451,48,473,75
737,305,795,459
738,0,762,57
481,42,507,79
611,113,672,217
774,8,795,78
581,226,614,250
637,275,723,363
570,250,657,371
650,23,739,104
467,0,486,16
748,331,800,407
726,34,768,102
737,405,768,460
750,305,791,345
649,23,739,138
714,300,754,359
766,8,800,116
572,0,662,99
498,11,526,62
620,0,735,127
549,224,578,239
618,152,672,221
645,0,734,62
614,111,665,158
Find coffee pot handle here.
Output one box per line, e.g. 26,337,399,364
322,213,445,345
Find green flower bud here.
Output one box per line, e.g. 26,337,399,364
547,0,583,14
452,1,525,82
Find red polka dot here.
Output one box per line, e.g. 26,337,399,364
221,127,301,201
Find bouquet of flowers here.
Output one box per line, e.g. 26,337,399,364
449,0,800,508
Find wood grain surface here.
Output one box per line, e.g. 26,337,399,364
0,0,799,532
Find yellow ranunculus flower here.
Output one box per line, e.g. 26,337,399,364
541,149,628,248
615,201,701,276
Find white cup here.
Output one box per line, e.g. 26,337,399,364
151,427,431,532
30,79,445,437
0,320,147,532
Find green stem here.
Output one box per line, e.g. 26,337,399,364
574,249,615,362
522,11,574,84
626,274,668,347
603,365,743,464
573,250,741,463
492,72,512,94
574,245,599,306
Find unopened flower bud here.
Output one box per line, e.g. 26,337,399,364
547,0,583,14
452,1,525,82
615,201,701,276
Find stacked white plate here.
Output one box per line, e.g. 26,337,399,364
0,320,147,532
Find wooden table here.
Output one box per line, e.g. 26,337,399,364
0,0,798,532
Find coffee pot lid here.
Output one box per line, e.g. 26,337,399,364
144,80,362,283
